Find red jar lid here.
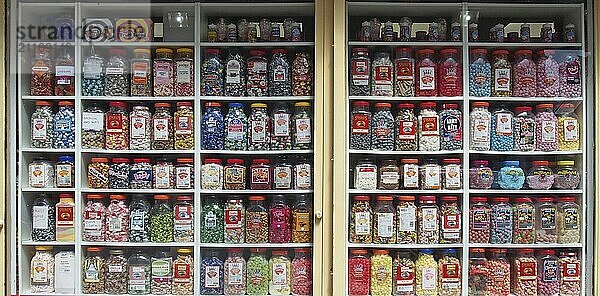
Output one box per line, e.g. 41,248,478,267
154,195,170,200
227,158,244,165
471,248,486,253
373,249,389,255
177,195,193,201
440,48,458,55
87,247,104,252
112,158,130,163
249,196,266,201
489,248,507,254
515,49,533,56
87,194,105,200
133,158,151,163
205,48,220,55
537,103,554,110
177,158,194,164
253,158,270,164
251,248,267,253
492,49,509,56
350,249,369,255
471,197,487,203
538,249,556,256
205,102,222,107
442,103,459,109
558,197,577,203
109,101,127,108
374,102,392,108
441,196,458,201
154,102,171,108
91,157,109,163
110,194,126,200
272,48,288,54
58,101,73,106
58,193,74,198
472,160,489,166
532,160,549,166
352,101,370,107
398,195,415,201
398,103,414,109
472,101,489,108
537,49,555,56
537,197,554,203
514,106,533,113
514,197,532,203
401,158,419,164
353,48,368,54
376,195,393,201
471,48,488,55
443,158,461,164
518,248,535,254
353,195,370,201
272,249,289,256
204,158,222,164
250,50,266,56
396,47,412,55
492,197,509,203
419,195,436,202
420,102,437,109
177,101,193,107
35,101,52,107
417,48,435,55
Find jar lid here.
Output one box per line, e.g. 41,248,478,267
227,158,244,165
353,195,370,201
91,157,109,163
177,195,193,201
492,197,509,203
398,103,414,109
133,48,151,54
419,102,436,109
401,158,419,164
204,158,222,165
156,48,173,54
419,195,436,202
251,103,268,108
443,249,457,254
110,194,126,200
350,249,368,255
536,103,554,110
109,48,127,55
177,158,194,164
515,49,533,56
376,195,393,201
58,100,73,106
373,249,389,255
470,196,487,203
229,102,244,108
133,158,151,163
295,102,311,107
532,160,549,166
440,196,458,201
109,249,124,255
58,193,74,199
492,49,509,56
395,47,412,54
36,246,54,251
205,101,222,107
489,248,506,253
352,48,369,54
472,160,488,166
112,157,130,163
536,249,555,256
440,48,458,55
251,248,267,253
471,48,488,55
442,158,461,164
253,158,270,164
514,106,533,113
517,248,534,254
177,248,193,254
228,248,243,252
352,101,370,107
87,194,105,200
559,251,578,257
420,249,434,254
502,160,520,166
154,194,170,200
558,196,577,203
442,103,458,109
249,196,266,201
177,101,193,107
472,101,489,108
272,249,288,256
87,247,104,252
558,103,576,109
537,197,554,203
471,248,486,253
35,100,52,107
513,197,532,203
272,48,288,54
294,248,310,253
205,48,220,55
374,102,391,108
557,160,575,166
109,101,127,108
154,102,171,108
398,195,415,201
249,50,266,56
58,155,74,162
538,49,555,56
417,48,435,55
177,48,193,53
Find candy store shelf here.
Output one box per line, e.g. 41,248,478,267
348,189,463,194
21,148,75,153
468,243,583,248
81,42,195,47
468,189,583,194
21,187,76,192
348,41,463,47
468,96,584,102
469,150,583,155
200,149,314,155
199,41,315,47
198,96,313,101
81,149,194,155
467,42,583,48
199,243,313,248
348,243,463,249
349,96,462,101
21,95,76,100
80,188,196,194
200,189,314,194
80,96,195,101
349,149,463,155
81,241,195,247
21,241,76,246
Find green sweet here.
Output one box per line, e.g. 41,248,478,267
200,201,224,243
246,254,269,295
150,206,174,242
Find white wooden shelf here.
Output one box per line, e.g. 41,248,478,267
349,95,462,101
21,241,76,246
81,241,195,247
21,95,76,100
349,149,463,155
348,243,463,249
21,188,76,192
21,148,75,153
81,188,195,194
81,42,195,47
468,189,583,194
467,42,583,48
80,96,195,101
468,96,584,102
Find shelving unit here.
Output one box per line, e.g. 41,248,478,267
12,1,319,295
343,2,589,296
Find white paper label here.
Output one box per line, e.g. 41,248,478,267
82,112,104,131
204,266,220,288
153,118,169,141
421,267,437,290
130,116,147,139
295,118,311,144
32,118,47,140
84,59,103,80
419,67,435,90
108,216,122,232
251,120,268,143
272,263,288,286
377,213,394,237
472,118,490,142
424,166,441,188
398,207,416,231
56,164,72,187
274,166,292,189
227,262,243,284
495,113,513,135
55,66,75,77
175,166,192,189
55,251,75,293
444,164,461,189
381,171,399,185
32,206,49,229
494,68,511,91
109,265,123,273
31,260,49,284
355,211,371,235
176,61,192,83
226,60,241,84
154,166,172,189
422,208,438,231
403,164,419,188
542,120,556,142
563,119,579,142
294,164,311,188
274,113,290,136
106,67,124,75
29,164,47,187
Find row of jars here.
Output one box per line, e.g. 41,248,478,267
469,196,580,245
470,102,580,152
349,195,461,244
30,100,75,149
469,159,581,190
357,17,459,42
30,47,75,96
207,17,305,42
30,193,75,242
201,101,313,151
348,248,462,296
353,158,462,190
468,22,578,43
28,156,74,188
468,248,581,296
350,101,462,151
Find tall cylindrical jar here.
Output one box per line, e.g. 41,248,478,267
418,196,439,244
535,103,558,151
247,50,269,96
469,101,491,151
371,52,394,96
513,49,537,97
174,102,194,150
175,48,195,96
371,102,394,151
130,48,152,96
225,50,247,96
439,103,462,151
201,48,224,96
395,103,417,151
394,47,415,97
491,49,512,97
418,102,440,151
469,48,491,97
350,195,372,243
31,100,54,148
513,106,536,151
415,49,438,96
269,49,292,96
438,48,462,97
153,48,174,96
105,48,129,96
105,101,129,150
349,48,370,96
536,50,560,97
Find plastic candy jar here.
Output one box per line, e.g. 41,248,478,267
513,106,536,151
201,102,224,150
392,251,415,295
513,249,537,296
512,197,535,244
82,46,105,96
105,101,129,150
106,194,129,242
130,49,152,96
292,102,312,149
350,48,371,96
53,101,75,149
269,249,292,295
491,49,512,96
225,102,248,150
373,196,396,244
371,102,395,151
152,102,174,150
81,102,105,149
559,53,582,97
174,196,194,242
350,195,372,243
418,196,439,244
557,103,580,151
439,103,462,151
128,250,151,295
554,160,580,189
497,160,525,190
88,157,109,188
55,155,74,188
415,49,438,96
246,248,269,295
468,248,488,296
513,50,537,97
106,249,128,294
536,197,557,244
82,247,105,294
150,195,174,243
536,50,560,97
172,248,194,295
439,48,462,97
291,248,312,295
200,198,224,243
470,101,491,151
294,157,312,190
31,194,56,241
348,249,370,295
537,249,559,296
174,102,194,150
31,100,54,148
415,249,438,296
153,48,174,97
401,158,419,189
105,48,129,96
469,48,491,97
371,52,394,96
557,197,580,244
56,196,74,240
292,51,313,96
420,159,441,190
30,46,54,96
248,103,271,151
201,250,224,295
175,48,195,96
129,105,151,150
490,106,514,151
370,250,392,295
490,197,513,244
558,251,581,296
469,197,490,243
246,196,269,243
271,103,293,150
174,158,194,189
487,249,510,295
270,49,292,96
129,158,152,189
224,248,246,295
83,194,106,242
440,196,461,243
225,50,247,97
269,196,291,243
395,196,417,244
201,48,224,96
442,158,462,190
394,47,415,97
129,195,151,242
418,102,440,151
564,23,577,42
438,249,461,296
224,197,245,243
378,159,400,190
292,195,312,243
250,158,271,190
527,160,554,190
535,103,558,151
354,159,377,190
350,101,371,150
395,103,417,151
247,50,269,97
468,23,479,42
224,159,246,190
152,159,173,190
28,158,54,188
